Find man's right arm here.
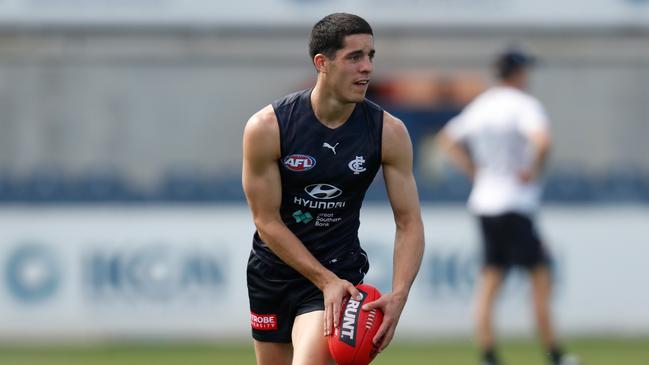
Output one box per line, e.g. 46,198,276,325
435,129,476,180
519,129,551,183
242,105,360,336
518,99,552,183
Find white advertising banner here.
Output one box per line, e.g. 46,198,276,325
0,206,254,341
0,0,647,28
0,204,647,341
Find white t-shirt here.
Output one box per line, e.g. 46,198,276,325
443,85,549,215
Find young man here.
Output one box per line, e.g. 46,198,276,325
436,48,580,365
242,13,425,365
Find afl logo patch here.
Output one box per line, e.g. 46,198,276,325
283,154,316,172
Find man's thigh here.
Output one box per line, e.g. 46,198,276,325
248,253,306,342
253,340,293,365
291,310,334,365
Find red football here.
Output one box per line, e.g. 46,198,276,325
328,284,384,365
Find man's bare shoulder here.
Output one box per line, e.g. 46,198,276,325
245,105,278,136
243,105,280,160
382,111,410,147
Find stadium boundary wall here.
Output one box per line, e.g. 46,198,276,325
0,205,647,341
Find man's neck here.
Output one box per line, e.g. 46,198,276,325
310,84,356,129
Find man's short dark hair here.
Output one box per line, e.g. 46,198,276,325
309,13,373,61
495,48,536,80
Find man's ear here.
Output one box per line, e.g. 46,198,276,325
313,53,328,73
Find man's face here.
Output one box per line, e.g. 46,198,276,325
326,33,375,103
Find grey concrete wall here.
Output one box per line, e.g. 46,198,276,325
0,29,647,189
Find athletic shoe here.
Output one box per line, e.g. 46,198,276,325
558,354,581,365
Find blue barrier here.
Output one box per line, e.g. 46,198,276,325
0,168,647,203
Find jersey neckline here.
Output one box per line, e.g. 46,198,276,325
304,88,360,132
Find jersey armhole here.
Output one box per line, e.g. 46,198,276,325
271,104,286,159
378,110,384,164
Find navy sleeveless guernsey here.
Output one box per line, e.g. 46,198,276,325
251,89,384,269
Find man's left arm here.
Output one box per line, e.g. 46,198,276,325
519,129,551,183
363,112,425,352
519,100,551,183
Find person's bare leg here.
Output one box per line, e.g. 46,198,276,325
253,340,293,365
291,310,334,365
529,265,557,349
529,264,582,365
475,266,505,352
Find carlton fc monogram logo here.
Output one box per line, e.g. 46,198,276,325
348,156,366,174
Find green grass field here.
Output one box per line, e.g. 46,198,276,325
1,338,647,365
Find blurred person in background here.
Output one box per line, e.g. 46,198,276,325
436,48,580,365
242,13,424,365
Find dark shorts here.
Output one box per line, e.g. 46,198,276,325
478,212,550,269
246,250,369,343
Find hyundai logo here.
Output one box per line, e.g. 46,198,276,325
304,184,343,199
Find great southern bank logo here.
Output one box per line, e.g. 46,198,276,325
292,210,313,224
5,244,61,303
283,154,316,172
